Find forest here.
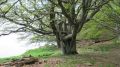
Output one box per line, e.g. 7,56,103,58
0,0,120,67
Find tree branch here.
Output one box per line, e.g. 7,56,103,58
0,27,25,36
0,0,7,5
57,0,72,22
86,0,110,22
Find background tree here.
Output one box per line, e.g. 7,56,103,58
0,0,111,55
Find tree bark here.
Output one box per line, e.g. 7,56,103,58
60,37,78,55
56,35,61,48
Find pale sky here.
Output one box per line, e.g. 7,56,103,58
0,0,46,58
0,34,41,58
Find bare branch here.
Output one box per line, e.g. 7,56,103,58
0,0,7,5
57,0,72,22
0,27,25,36
86,0,110,22
48,0,58,6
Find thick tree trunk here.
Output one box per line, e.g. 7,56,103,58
56,37,61,48
60,38,78,55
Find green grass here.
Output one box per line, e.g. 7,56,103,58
0,42,120,67
55,42,120,67
23,44,62,58
78,42,120,54
0,56,22,63
0,45,61,63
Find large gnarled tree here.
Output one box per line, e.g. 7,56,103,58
0,0,111,55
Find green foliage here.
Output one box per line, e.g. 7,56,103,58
77,20,114,40
0,3,12,13
77,2,118,40
29,35,55,43
90,0,120,38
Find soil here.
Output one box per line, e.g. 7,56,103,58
0,57,63,67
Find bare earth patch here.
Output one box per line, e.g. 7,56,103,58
0,57,63,67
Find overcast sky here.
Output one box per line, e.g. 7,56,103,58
0,34,40,58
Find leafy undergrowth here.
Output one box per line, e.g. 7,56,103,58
0,42,120,67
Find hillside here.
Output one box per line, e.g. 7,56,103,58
0,41,120,67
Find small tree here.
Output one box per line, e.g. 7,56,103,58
0,0,111,55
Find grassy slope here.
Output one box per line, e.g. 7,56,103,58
0,42,120,67
23,45,61,58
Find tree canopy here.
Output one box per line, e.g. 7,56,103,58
0,0,112,55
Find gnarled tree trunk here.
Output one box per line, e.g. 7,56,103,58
55,23,78,55
60,38,78,55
